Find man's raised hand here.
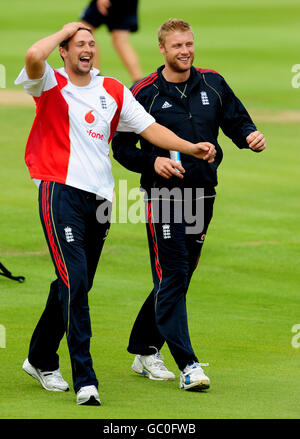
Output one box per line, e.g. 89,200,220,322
62,22,91,39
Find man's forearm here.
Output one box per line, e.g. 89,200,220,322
140,122,193,155
26,30,69,64
140,122,216,162
25,29,70,79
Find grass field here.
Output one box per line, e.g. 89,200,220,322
1,0,300,421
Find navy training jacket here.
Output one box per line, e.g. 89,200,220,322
112,65,257,196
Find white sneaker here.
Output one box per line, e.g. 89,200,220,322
132,352,175,381
22,358,69,391
180,362,210,391
76,385,101,406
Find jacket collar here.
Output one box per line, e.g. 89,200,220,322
156,65,201,92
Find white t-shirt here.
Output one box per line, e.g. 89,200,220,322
15,63,155,201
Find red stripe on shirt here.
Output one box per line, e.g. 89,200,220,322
25,71,71,184
103,77,124,143
131,73,158,98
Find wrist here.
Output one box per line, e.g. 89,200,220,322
180,141,193,155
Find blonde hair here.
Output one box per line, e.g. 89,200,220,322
158,18,193,46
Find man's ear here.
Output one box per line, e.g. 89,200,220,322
158,42,165,55
59,46,66,61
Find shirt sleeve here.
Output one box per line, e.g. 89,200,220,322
220,77,257,149
14,62,57,97
117,85,155,134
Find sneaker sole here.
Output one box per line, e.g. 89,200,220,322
181,380,210,391
23,361,69,392
77,396,101,406
132,367,175,381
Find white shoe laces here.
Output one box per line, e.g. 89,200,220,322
152,352,168,370
147,347,168,370
183,362,209,376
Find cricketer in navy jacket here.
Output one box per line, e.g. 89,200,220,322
112,64,258,197
111,56,265,380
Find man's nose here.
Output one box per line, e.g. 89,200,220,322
83,43,93,51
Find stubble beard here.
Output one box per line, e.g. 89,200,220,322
167,55,194,74
73,62,93,76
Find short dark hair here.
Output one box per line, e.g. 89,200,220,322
59,27,93,50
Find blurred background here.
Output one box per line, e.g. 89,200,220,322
0,0,300,420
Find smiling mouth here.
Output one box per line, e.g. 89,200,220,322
79,56,92,66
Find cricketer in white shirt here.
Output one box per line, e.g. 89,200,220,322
15,62,155,202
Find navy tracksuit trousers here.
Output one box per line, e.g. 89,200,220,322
127,195,215,371
28,181,110,392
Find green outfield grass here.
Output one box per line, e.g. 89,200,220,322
1,0,300,420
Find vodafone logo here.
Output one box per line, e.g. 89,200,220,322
84,110,104,141
84,110,98,127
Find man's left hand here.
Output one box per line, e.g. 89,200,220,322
246,131,266,152
192,142,216,162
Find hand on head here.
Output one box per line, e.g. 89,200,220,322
62,22,92,40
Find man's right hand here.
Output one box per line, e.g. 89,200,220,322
154,157,185,179
191,142,216,162
62,22,91,39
